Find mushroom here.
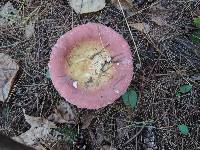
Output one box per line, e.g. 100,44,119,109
48,23,133,109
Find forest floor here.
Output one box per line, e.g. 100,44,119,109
0,0,200,150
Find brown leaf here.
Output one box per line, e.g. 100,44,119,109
0,53,19,102
89,123,105,147
151,16,168,26
25,21,35,38
195,7,200,16
81,112,95,129
12,109,57,150
0,2,21,26
111,0,133,10
150,2,169,11
48,100,78,124
129,22,150,33
69,0,105,14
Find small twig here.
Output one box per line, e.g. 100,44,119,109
181,138,184,150
117,0,141,65
71,7,74,29
22,6,41,24
135,136,138,150
125,1,160,20
123,123,146,146
19,66,33,78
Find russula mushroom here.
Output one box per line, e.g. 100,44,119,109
48,23,133,109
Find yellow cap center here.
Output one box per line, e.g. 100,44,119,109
66,41,114,89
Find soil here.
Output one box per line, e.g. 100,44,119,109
0,0,200,150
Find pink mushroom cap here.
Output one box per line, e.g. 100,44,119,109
48,23,133,109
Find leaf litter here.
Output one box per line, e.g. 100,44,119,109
48,100,78,124
0,1,21,26
0,0,200,150
12,109,57,150
129,22,151,33
111,0,134,11
69,0,106,14
0,53,19,102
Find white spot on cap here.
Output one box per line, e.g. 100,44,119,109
73,81,78,88
117,63,120,66
114,89,119,94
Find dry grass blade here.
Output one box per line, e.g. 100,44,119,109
117,0,141,65
123,123,146,146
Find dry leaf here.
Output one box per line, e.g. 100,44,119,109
12,109,57,149
89,123,105,147
48,100,78,124
151,16,168,26
100,145,117,150
150,1,169,11
0,2,21,26
81,112,95,129
195,7,200,16
25,21,35,38
111,0,133,10
68,0,105,14
0,53,19,102
129,22,150,33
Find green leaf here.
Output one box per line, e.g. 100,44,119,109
176,92,181,98
178,124,189,135
45,69,50,79
194,16,200,27
191,30,200,44
179,84,192,94
191,16,200,45
122,89,138,108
